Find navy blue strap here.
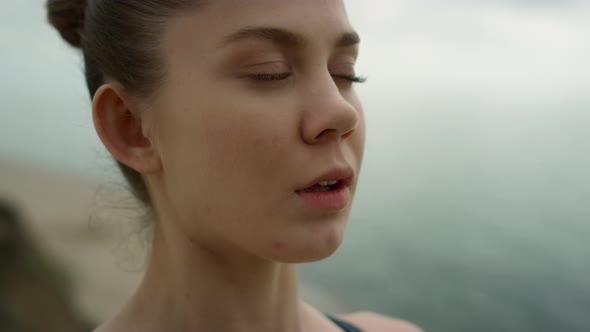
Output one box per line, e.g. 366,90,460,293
326,314,364,332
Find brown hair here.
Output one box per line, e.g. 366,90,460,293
46,0,205,207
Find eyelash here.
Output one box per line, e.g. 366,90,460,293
248,73,292,81
247,73,367,83
336,74,368,84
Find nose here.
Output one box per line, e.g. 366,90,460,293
300,74,360,145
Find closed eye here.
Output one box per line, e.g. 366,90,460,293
247,73,292,81
333,74,367,83
245,73,367,83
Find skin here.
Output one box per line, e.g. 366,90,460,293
91,0,421,331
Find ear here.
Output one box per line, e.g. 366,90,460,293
92,82,162,174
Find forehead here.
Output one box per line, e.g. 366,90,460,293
165,0,353,52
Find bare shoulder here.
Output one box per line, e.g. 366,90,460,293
340,311,423,332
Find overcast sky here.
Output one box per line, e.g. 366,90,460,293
1,0,589,178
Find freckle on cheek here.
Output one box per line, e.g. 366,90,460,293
272,241,284,249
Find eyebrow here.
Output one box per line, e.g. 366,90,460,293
220,26,360,49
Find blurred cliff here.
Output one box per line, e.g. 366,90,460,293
0,199,91,331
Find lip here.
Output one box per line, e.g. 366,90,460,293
295,167,355,211
296,167,355,192
296,167,354,192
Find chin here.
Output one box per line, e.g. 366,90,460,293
267,221,347,264
273,244,342,264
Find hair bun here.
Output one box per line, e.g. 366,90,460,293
47,0,87,48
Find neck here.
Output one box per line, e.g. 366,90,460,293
119,222,312,332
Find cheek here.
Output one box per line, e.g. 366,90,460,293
201,108,293,181
155,92,298,221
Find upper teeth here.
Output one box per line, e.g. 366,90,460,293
319,180,338,186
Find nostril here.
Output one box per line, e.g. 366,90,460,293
341,129,355,139
313,127,355,143
315,128,338,141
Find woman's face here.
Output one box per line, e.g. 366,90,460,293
148,0,365,262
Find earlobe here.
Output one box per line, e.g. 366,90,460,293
92,83,162,174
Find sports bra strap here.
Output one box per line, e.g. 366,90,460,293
325,314,364,332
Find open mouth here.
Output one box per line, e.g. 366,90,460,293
296,174,352,210
302,180,344,193
295,167,353,210
296,167,354,194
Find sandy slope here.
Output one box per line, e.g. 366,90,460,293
0,158,347,323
